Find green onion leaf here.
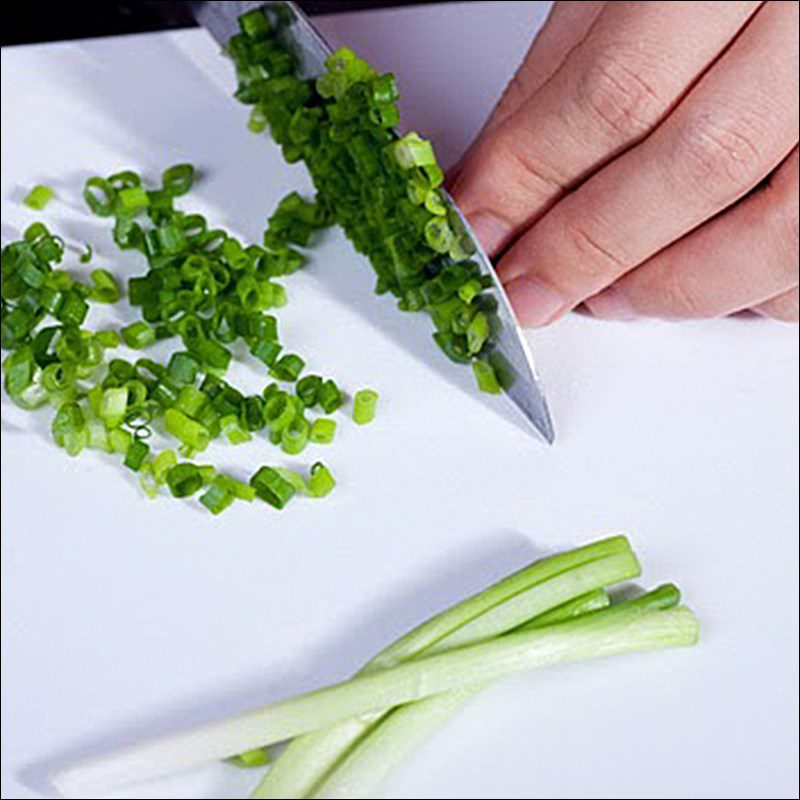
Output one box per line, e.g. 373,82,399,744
310,417,336,444
250,466,297,509
308,462,336,497
353,389,378,425
121,321,156,350
124,439,150,472
166,462,204,498
23,185,55,210
162,163,195,197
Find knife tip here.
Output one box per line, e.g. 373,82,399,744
538,413,556,445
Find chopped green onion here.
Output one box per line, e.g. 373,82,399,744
199,476,235,515
295,374,322,407
198,465,216,486
51,402,87,457
116,186,150,216
263,392,296,433
318,379,343,414
167,351,198,385
275,468,308,496
3,348,36,397
107,170,141,190
310,417,336,444
23,185,55,210
221,414,252,445
353,389,378,425
251,338,283,367
393,133,436,169
269,353,305,382
240,395,265,432
222,21,506,384
55,293,89,327
175,385,209,419
4,149,361,516
42,362,78,397
109,428,133,454
89,270,120,304
472,359,501,394
163,408,211,452
218,474,256,502
466,311,489,354
139,461,159,499
121,322,156,350
162,163,195,196
99,386,128,427
250,466,297,509
95,330,119,349
153,449,178,484
165,463,204,498
308,462,335,497
83,177,116,216
280,414,310,455
124,439,150,472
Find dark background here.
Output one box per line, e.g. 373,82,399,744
3,1,453,47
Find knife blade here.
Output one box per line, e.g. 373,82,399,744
190,0,555,443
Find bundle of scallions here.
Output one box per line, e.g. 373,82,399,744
53,535,699,799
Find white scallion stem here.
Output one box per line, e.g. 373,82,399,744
253,544,636,798
307,590,611,799
54,602,697,798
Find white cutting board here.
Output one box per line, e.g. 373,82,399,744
1,3,798,798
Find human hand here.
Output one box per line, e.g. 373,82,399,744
450,1,799,325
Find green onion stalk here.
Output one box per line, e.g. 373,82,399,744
52,537,699,798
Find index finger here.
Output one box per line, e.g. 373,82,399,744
451,0,762,255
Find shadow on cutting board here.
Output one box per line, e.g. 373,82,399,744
20,528,540,797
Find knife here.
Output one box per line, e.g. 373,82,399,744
190,0,555,443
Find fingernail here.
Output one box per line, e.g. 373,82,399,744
467,211,512,256
584,287,638,320
504,275,567,328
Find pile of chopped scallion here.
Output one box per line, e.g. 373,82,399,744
1,1,518,514
1,163,379,514
227,4,505,395
52,535,699,798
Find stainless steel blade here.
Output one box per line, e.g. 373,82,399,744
190,0,555,442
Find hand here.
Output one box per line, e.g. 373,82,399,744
450,1,799,325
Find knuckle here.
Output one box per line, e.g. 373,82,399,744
454,130,563,221
550,217,632,297
577,48,666,140
493,127,564,200
676,113,764,195
568,223,628,274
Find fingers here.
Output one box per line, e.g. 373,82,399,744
753,289,799,323
448,1,604,185
584,148,799,320
452,0,763,255
482,1,606,132
499,0,799,326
